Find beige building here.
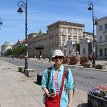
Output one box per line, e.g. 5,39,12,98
28,32,48,58
1,42,13,57
83,32,93,42
96,16,107,59
47,21,84,57
28,21,84,58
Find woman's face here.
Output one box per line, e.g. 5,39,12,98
53,56,63,66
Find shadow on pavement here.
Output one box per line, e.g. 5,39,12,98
77,103,87,107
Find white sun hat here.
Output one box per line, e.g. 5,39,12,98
51,49,64,58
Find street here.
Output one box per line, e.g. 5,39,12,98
3,57,107,92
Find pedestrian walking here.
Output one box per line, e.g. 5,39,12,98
41,49,74,107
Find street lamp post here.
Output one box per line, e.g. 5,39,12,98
88,1,97,67
0,17,3,57
17,0,28,69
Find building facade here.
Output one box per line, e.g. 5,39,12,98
96,16,107,59
66,32,93,58
27,33,38,58
27,21,84,58
34,33,48,58
83,32,93,42
1,42,13,57
47,21,84,57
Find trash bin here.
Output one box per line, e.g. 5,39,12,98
18,66,25,73
37,72,44,85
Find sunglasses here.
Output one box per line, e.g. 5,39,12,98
54,56,63,59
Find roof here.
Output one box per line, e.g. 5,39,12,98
97,16,107,21
47,21,84,28
83,32,93,35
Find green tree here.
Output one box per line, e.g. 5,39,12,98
12,48,19,57
76,43,80,53
18,46,25,55
12,46,25,58
4,48,12,56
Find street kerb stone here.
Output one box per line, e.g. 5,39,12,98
18,66,25,73
25,69,35,77
95,64,106,69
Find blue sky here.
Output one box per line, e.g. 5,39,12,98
0,0,107,46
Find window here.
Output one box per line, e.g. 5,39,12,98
63,27,66,33
99,49,103,56
105,48,107,56
105,35,107,41
105,24,107,29
68,35,72,40
99,25,102,31
78,36,82,39
69,49,71,54
73,28,77,34
29,42,32,46
83,48,86,54
62,36,65,41
78,29,82,34
54,28,57,34
99,36,102,42
62,42,65,45
68,28,71,34
73,35,77,39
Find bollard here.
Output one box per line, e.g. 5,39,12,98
83,64,91,68
18,66,25,73
37,71,44,85
25,69,35,77
95,64,106,69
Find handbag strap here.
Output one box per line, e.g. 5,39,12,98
59,70,66,99
46,67,52,90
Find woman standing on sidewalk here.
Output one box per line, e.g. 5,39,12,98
41,49,74,107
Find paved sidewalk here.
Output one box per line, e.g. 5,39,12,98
0,59,87,107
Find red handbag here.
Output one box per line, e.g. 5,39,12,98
45,70,66,107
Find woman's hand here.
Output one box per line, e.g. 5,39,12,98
68,102,72,107
47,93,55,98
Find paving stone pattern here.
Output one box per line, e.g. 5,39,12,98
0,59,87,107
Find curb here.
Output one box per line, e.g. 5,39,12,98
64,64,107,72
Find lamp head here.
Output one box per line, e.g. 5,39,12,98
88,1,93,11
17,7,23,13
88,6,92,11
0,21,3,25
